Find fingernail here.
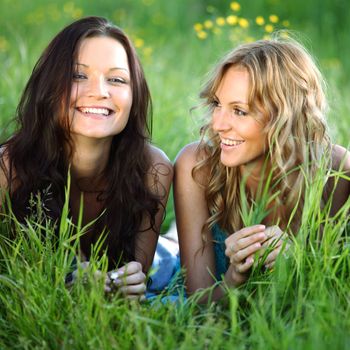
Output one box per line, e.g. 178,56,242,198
109,271,119,280
246,257,254,264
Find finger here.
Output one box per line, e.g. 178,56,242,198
262,237,283,249
118,283,146,295
264,261,275,270
264,246,283,265
112,272,146,287
225,225,266,246
229,241,262,264
234,255,255,274
262,226,284,243
225,232,266,256
115,261,143,277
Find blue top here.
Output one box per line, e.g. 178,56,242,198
212,224,229,280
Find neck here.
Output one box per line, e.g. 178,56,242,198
69,135,112,181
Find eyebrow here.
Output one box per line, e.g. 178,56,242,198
75,63,129,72
214,95,248,105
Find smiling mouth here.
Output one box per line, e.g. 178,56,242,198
221,138,245,146
77,107,114,116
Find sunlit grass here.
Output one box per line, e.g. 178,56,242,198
0,0,349,348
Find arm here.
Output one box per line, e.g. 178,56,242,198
175,143,270,301
135,144,173,272
174,142,217,297
110,145,173,298
326,144,350,215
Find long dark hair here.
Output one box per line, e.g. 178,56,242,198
1,16,161,266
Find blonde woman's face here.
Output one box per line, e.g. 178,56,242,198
211,66,267,174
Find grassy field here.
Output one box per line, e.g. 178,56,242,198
0,1,349,349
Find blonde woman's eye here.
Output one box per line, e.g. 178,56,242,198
233,108,248,117
210,100,221,108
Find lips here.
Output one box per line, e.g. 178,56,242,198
221,137,245,146
77,106,114,116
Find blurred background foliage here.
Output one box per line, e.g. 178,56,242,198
0,0,349,227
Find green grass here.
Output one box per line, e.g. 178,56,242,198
0,0,350,349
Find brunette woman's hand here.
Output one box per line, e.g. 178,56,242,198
108,261,146,300
65,261,114,293
224,225,267,286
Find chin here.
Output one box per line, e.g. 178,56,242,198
220,156,240,168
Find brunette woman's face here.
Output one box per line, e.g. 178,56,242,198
211,66,267,175
69,36,132,141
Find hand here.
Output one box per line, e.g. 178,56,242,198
108,261,146,300
260,225,289,269
66,261,112,293
224,225,267,286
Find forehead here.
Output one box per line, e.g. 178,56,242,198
76,36,129,71
215,66,250,100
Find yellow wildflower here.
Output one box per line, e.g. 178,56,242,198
197,31,208,40
269,15,279,23
194,23,203,32
134,38,144,48
227,15,238,25
265,24,274,33
216,17,226,26
204,20,213,29
255,16,265,26
230,2,241,11
282,20,290,27
238,18,249,28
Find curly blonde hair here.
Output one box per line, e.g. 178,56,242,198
194,36,331,234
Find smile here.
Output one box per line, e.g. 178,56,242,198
221,138,245,146
77,107,113,116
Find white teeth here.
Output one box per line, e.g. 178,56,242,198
221,138,244,146
79,107,110,116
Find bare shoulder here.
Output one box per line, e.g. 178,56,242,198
175,141,203,166
331,144,350,172
175,141,209,184
146,143,173,194
148,143,172,167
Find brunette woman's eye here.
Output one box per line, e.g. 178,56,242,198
72,73,87,81
108,77,127,84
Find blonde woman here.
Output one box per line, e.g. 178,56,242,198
174,38,350,301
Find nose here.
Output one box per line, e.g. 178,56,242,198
212,107,231,132
87,75,109,99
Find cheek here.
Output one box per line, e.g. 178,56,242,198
118,89,133,110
